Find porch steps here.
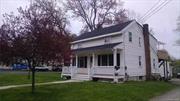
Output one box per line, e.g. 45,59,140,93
72,74,90,81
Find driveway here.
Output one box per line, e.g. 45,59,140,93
150,79,180,101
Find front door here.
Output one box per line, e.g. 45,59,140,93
78,56,87,68
77,56,88,74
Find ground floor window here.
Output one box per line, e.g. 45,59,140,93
72,57,76,66
98,54,112,66
117,53,120,66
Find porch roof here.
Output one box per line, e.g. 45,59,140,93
72,42,122,52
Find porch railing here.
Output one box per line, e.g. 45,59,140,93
62,66,77,76
62,66,125,79
91,66,125,77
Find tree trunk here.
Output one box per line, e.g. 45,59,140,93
32,60,36,93
27,59,31,80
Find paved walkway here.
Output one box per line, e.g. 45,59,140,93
150,79,180,101
0,80,81,90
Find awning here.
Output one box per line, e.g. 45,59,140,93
72,42,122,52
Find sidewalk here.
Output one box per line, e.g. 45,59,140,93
150,79,180,101
0,80,81,90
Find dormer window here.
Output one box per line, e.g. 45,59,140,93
129,32,132,42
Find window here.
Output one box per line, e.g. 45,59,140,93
139,56,142,66
98,54,113,66
129,32,132,42
117,53,120,66
72,57,76,66
153,59,156,68
139,37,141,47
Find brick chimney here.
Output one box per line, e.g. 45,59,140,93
143,24,151,80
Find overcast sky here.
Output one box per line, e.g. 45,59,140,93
0,0,180,59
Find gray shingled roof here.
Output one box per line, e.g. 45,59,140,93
74,20,133,41
72,42,122,52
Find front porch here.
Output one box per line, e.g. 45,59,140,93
62,44,125,82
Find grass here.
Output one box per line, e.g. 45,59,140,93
0,71,62,86
0,81,176,101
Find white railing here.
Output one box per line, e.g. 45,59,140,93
62,66,71,74
91,66,115,76
91,66,125,76
115,66,125,76
62,66,77,76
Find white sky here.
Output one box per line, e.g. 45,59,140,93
0,0,180,59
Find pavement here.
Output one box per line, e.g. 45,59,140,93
0,80,81,90
150,79,180,101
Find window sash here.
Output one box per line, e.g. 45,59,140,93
98,54,115,66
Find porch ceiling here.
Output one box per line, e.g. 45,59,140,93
72,42,122,52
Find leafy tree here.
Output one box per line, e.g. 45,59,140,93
65,0,128,33
2,0,71,93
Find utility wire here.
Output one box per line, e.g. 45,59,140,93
142,0,173,22
139,0,162,21
140,0,169,22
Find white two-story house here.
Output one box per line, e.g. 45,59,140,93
62,20,164,82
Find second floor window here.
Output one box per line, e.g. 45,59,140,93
139,37,141,47
139,56,142,66
153,59,156,68
129,32,132,42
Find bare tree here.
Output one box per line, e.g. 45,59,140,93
64,0,128,32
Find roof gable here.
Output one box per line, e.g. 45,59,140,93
74,20,133,41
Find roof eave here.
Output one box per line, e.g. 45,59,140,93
71,20,136,44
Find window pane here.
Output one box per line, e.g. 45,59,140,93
72,57,76,66
117,54,120,66
139,37,141,47
129,32,132,42
102,55,107,66
139,56,141,66
98,55,101,66
109,54,113,66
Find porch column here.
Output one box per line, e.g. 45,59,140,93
92,53,95,67
113,49,118,83
87,55,91,79
70,55,73,67
75,55,78,68
113,49,117,66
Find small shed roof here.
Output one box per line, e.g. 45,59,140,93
158,50,170,60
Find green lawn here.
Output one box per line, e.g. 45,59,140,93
0,81,176,101
0,71,62,86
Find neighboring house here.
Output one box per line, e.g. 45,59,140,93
158,49,172,80
62,20,169,82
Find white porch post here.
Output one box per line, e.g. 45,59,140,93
92,53,95,67
113,49,118,82
76,55,78,68
113,49,117,66
92,53,95,76
70,55,73,67
87,55,91,79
